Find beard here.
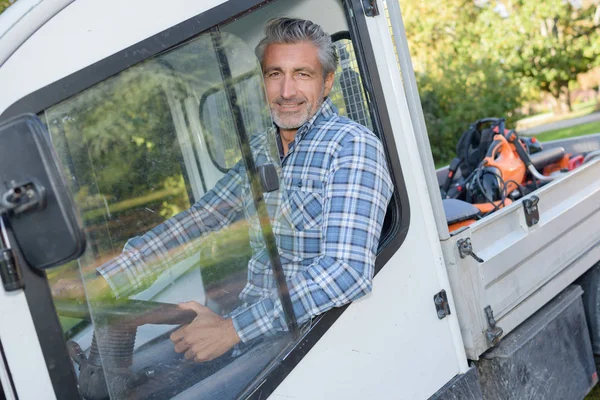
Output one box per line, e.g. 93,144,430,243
270,87,325,130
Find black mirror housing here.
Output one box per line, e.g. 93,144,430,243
0,114,85,269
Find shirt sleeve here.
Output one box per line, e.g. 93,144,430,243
231,133,393,342
97,163,246,298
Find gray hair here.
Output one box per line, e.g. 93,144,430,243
255,18,339,76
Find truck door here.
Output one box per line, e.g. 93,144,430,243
0,1,470,399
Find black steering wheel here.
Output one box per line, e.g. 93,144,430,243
54,298,197,327
54,299,198,400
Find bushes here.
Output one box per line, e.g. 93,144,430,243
400,0,599,166
418,58,523,165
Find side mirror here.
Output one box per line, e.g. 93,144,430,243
0,114,85,270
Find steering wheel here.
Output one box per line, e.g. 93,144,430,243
54,299,197,400
54,298,197,327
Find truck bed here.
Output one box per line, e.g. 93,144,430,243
441,134,600,359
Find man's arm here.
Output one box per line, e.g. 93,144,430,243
94,163,247,299
231,133,393,343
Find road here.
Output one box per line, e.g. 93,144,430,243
520,111,600,136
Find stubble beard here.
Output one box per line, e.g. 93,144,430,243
270,87,325,130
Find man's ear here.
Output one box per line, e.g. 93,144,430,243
323,72,335,98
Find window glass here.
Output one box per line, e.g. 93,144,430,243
45,32,296,400
200,72,272,171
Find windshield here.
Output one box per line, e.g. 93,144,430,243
44,31,298,400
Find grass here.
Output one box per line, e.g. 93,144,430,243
587,383,600,399
536,120,600,142
517,101,599,131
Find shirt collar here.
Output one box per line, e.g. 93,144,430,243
295,97,337,139
275,97,337,160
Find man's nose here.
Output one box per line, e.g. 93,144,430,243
280,75,297,99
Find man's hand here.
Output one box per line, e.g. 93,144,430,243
51,276,111,301
170,301,240,363
51,278,86,300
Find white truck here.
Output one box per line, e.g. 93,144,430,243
1,0,600,399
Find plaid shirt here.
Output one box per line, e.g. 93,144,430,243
97,98,393,344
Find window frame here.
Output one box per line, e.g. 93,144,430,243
0,0,410,398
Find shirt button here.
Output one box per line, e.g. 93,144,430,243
297,180,302,187
249,279,255,285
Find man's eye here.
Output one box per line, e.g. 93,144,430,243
267,71,281,78
297,72,310,78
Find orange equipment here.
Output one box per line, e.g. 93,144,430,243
481,134,526,196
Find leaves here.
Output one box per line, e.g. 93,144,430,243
402,0,524,163
401,0,600,164
0,0,15,15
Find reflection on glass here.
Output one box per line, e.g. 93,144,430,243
200,72,273,172
44,32,297,400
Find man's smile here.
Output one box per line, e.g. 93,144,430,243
275,101,306,112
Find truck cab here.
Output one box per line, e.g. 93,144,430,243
1,0,599,399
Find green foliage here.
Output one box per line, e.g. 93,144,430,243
401,0,600,165
44,61,195,259
483,0,600,111
0,0,15,15
402,0,525,164
51,74,185,194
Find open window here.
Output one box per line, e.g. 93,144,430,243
328,31,401,254
330,32,373,131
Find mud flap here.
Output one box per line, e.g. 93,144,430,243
475,285,597,400
428,365,483,400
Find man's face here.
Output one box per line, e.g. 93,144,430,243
262,42,335,132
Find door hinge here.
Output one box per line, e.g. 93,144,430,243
484,305,503,346
457,238,484,263
523,195,540,227
434,289,451,319
362,0,379,16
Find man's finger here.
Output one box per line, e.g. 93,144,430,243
194,354,209,363
170,326,185,344
184,348,195,360
177,301,206,315
174,339,191,353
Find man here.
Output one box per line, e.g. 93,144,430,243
56,18,393,364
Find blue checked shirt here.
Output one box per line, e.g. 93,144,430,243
97,98,393,344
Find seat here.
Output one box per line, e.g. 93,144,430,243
443,198,481,225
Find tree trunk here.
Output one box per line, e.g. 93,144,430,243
551,85,572,115
564,86,573,113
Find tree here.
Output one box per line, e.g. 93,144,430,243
400,0,600,164
482,0,600,113
401,0,525,164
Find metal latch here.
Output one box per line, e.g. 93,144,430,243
457,238,484,263
434,289,451,319
362,0,379,16
484,305,503,346
523,195,540,227
0,180,46,216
